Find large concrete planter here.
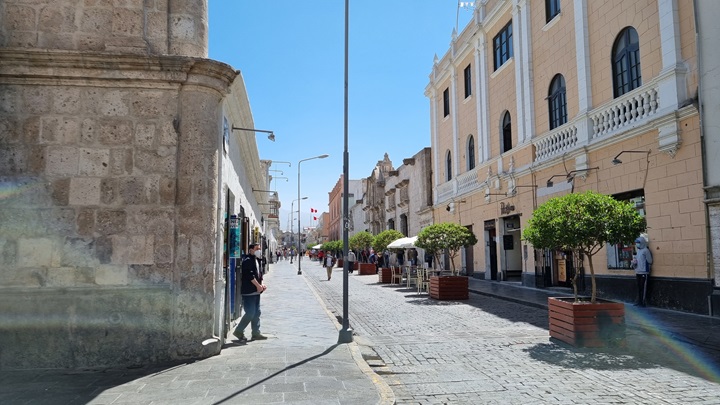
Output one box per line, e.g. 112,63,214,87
358,263,376,275
429,276,468,300
336,259,344,268
548,297,626,348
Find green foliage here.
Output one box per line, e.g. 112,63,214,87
415,222,478,271
522,190,646,302
349,231,374,251
372,229,405,253
321,240,342,253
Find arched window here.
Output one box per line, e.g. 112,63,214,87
467,135,476,170
613,27,641,98
446,150,452,181
548,74,567,130
501,111,512,154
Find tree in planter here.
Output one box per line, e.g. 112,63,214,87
321,240,342,257
349,231,374,261
522,190,646,303
372,229,405,262
415,222,478,273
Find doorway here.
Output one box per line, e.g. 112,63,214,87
501,215,522,281
485,220,498,280
463,225,475,276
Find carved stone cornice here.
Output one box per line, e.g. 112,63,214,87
0,48,237,94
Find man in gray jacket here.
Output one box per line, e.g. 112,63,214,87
632,236,653,307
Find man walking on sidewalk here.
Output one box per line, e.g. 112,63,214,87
233,243,268,342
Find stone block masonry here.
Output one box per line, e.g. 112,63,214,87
0,41,238,368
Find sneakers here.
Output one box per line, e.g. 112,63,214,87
251,333,268,340
232,330,247,342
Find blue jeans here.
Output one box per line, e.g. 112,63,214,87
235,294,261,335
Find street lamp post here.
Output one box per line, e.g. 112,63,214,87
338,0,353,344
297,154,329,275
290,197,307,258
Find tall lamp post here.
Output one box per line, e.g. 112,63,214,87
338,0,353,344
297,154,329,275
290,197,307,250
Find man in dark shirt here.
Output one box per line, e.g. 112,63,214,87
232,243,268,342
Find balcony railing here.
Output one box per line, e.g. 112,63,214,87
534,123,578,162
434,79,669,204
533,80,660,162
457,167,480,195
590,84,658,140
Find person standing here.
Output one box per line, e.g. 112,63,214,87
347,250,356,274
233,243,268,342
632,236,653,307
324,251,335,280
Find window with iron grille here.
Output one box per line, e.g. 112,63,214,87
464,64,472,98
548,74,567,130
493,21,513,71
443,87,450,117
545,0,560,23
613,27,641,98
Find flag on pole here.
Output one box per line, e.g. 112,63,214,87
310,208,317,213
313,216,317,221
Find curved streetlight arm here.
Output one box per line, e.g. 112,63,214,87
297,154,329,275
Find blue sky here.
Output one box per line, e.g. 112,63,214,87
209,1,473,231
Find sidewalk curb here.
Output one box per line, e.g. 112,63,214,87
299,263,396,405
469,287,550,310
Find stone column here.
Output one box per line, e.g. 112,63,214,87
168,0,208,58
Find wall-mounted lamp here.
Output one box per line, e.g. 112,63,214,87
269,169,284,175
232,126,275,142
270,160,291,167
252,189,278,198
611,150,650,165
546,175,567,188
270,175,288,182
446,200,466,211
507,184,538,196
546,167,599,187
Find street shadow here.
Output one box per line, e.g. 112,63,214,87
212,344,341,404
523,342,656,371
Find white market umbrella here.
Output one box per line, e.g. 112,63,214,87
387,236,417,249
311,244,323,249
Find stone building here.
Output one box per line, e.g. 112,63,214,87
0,0,269,368
428,0,710,313
383,147,433,239
363,153,394,235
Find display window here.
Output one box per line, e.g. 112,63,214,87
606,189,645,269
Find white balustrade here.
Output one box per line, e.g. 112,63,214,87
590,84,658,140
533,124,578,162
533,81,660,163
457,168,480,195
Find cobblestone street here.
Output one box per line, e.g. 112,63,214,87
302,260,720,404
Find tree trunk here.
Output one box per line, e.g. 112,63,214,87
588,252,597,303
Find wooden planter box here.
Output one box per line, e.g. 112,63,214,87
548,297,626,348
429,276,468,300
378,267,392,283
358,263,376,275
